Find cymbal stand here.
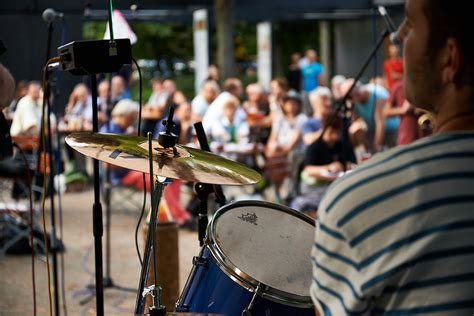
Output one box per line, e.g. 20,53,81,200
133,174,166,315
135,107,178,315
193,122,227,246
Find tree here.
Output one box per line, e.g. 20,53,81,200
214,0,235,79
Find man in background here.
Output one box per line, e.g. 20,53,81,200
10,81,42,136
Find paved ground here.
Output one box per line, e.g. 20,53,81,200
0,188,201,315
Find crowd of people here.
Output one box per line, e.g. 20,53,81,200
3,40,424,217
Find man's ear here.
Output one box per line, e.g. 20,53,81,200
440,37,461,85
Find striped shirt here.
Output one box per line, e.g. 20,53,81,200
311,132,474,315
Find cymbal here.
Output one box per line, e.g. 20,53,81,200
65,132,261,186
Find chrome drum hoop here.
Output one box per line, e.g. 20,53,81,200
205,200,315,308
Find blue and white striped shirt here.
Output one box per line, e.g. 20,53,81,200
311,132,474,315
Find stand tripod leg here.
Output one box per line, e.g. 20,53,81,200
134,179,166,314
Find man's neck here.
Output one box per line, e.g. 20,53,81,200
435,87,474,133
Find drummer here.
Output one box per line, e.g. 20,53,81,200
311,0,474,314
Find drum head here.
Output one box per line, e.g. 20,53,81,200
208,201,315,300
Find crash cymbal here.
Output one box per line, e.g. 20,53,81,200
65,132,261,185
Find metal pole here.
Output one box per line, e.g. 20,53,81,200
90,75,104,316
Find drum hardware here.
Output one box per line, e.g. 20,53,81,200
242,284,262,316
195,182,215,247
142,285,166,316
135,126,174,315
193,122,227,247
176,201,316,316
175,247,207,312
66,111,261,315
192,256,208,267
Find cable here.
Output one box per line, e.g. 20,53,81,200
56,131,68,316
107,0,115,44
132,57,146,266
13,143,37,316
40,56,60,316
133,58,143,134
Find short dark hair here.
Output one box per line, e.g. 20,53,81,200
423,0,473,87
321,112,343,131
151,77,163,84
271,77,289,91
223,78,241,93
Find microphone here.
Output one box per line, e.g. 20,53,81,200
377,6,400,45
42,8,64,23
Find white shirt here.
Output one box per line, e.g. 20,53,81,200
147,91,169,109
202,91,246,133
10,95,42,136
272,113,307,148
191,94,210,117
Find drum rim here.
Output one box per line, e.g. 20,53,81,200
205,200,315,308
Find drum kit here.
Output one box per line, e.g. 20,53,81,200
66,124,315,315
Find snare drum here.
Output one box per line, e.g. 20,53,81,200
176,201,315,316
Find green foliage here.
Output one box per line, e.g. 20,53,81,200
274,20,320,75
82,21,193,60
83,21,107,40
235,21,257,61
83,19,320,100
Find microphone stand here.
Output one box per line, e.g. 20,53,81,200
40,20,61,316
89,74,105,316
102,74,135,293
318,28,390,171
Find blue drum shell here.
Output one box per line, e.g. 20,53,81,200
176,247,314,316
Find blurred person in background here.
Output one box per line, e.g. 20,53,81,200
384,79,420,145
243,83,271,144
301,49,326,115
209,96,251,161
142,77,169,135
96,80,110,126
302,86,333,146
384,44,404,90
287,52,302,91
301,49,325,93
292,115,356,217
5,80,27,118
10,81,43,136
268,77,289,117
202,78,245,133
206,64,220,82
331,75,346,101
111,75,130,105
265,91,307,202
64,83,92,131
163,79,187,108
100,99,139,185
191,79,220,122
343,79,399,153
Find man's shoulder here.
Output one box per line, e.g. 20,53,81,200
320,133,474,217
